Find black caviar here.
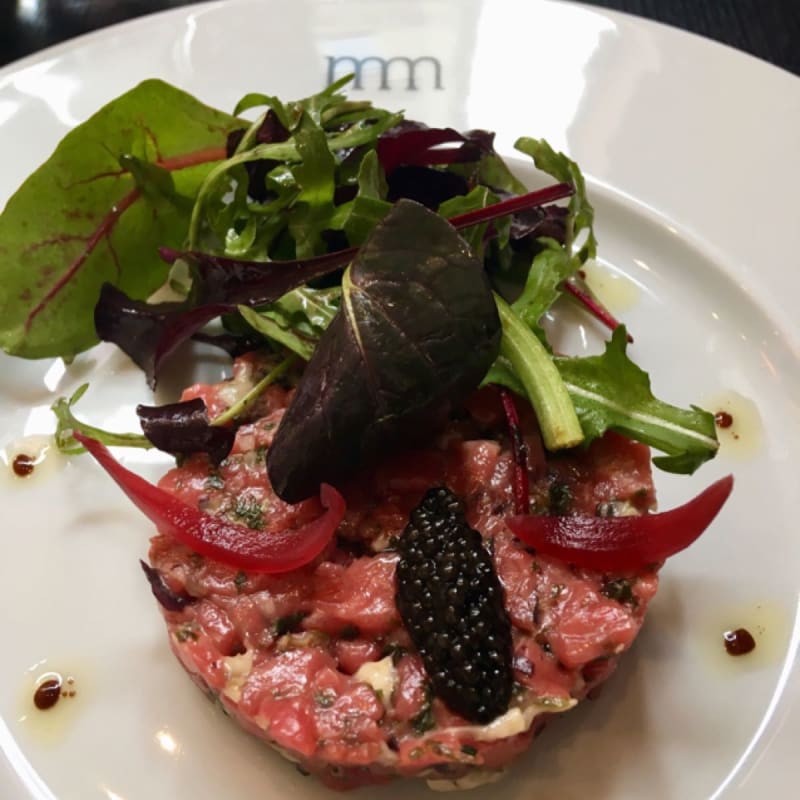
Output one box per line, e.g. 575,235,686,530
395,487,513,724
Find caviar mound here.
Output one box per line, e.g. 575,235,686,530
147,359,660,790
395,487,513,724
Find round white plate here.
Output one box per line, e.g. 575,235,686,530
1,1,798,798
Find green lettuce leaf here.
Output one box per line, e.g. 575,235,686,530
0,79,238,359
555,327,719,473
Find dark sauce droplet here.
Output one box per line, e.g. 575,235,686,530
715,411,734,429
723,627,756,656
33,677,63,710
12,453,35,477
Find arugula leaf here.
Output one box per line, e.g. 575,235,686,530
515,137,596,263
333,150,392,246
438,186,496,256
238,286,341,361
494,295,584,451
480,355,526,397
0,79,237,360
211,355,297,427
267,199,501,502
187,100,402,251
511,237,574,329
474,152,528,195
555,327,719,473
288,112,338,257
52,384,151,454
232,93,291,126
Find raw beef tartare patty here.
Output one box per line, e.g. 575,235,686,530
147,353,659,790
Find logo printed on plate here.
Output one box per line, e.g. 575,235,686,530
325,55,444,90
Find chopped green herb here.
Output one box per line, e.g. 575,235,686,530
411,684,436,735
174,622,199,642
601,578,637,606
231,496,264,530
549,482,573,515
234,571,248,593
205,472,224,491
461,744,478,757
314,691,336,708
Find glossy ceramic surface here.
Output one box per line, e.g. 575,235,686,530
0,1,798,798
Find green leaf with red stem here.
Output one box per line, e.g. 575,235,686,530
0,79,238,360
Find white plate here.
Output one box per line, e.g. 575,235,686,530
1,1,798,798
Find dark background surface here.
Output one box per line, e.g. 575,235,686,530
0,0,798,75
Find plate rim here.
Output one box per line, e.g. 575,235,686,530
0,2,798,798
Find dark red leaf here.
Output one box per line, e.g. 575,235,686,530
386,165,469,209
136,397,235,465
95,246,353,387
139,560,195,611
377,123,495,175
225,110,291,202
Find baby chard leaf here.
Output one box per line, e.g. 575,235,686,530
0,79,237,360
267,199,501,502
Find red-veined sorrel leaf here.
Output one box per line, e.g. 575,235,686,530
0,79,237,360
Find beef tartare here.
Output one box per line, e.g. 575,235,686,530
146,353,659,790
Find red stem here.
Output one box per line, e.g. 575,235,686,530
25,186,142,330
499,388,530,515
563,279,633,343
449,182,573,229
157,146,228,171
25,145,229,331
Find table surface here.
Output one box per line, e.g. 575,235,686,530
0,0,798,76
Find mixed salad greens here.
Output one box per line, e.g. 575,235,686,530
0,77,728,568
